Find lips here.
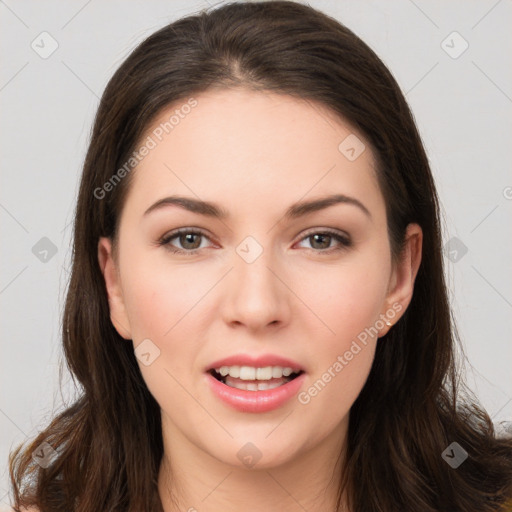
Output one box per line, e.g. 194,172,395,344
204,353,306,413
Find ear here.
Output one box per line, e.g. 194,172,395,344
378,223,423,336
97,236,132,340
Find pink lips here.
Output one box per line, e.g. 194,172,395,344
205,353,306,413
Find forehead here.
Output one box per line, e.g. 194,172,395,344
122,87,384,221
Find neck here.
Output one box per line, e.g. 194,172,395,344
158,413,349,512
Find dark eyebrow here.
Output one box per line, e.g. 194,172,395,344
143,193,371,220
284,194,371,220
144,195,230,218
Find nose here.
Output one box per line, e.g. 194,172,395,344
222,241,291,332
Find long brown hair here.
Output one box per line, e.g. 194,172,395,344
9,1,512,510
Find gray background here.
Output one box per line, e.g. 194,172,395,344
1,0,511,507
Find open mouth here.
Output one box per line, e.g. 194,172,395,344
208,367,304,391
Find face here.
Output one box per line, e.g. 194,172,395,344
98,87,421,471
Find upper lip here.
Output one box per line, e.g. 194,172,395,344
206,354,305,372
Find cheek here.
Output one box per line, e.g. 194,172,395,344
119,253,214,405
120,251,209,341
119,257,209,414
297,277,380,430
297,341,376,439
294,258,387,420
298,256,390,345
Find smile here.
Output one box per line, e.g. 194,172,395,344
206,366,306,413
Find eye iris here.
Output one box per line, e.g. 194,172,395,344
180,233,201,249
310,233,331,249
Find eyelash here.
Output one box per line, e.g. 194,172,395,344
157,228,352,255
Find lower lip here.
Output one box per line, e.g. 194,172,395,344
205,372,306,413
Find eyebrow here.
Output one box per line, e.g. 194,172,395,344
143,193,371,220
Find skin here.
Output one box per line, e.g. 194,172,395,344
98,87,422,512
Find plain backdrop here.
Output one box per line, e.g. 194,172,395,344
1,0,511,507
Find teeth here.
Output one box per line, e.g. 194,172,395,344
239,366,256,380
272,366,283,378
215,365,299,381
226,379,284,391
256,367,272,380
228,365,240,378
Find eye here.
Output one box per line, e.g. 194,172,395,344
157,228,213,254
157,227,351,255
295,229,352,254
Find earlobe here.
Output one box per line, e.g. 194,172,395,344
97,237,132,340
379,223,423,336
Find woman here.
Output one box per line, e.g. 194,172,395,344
9,1,512,511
